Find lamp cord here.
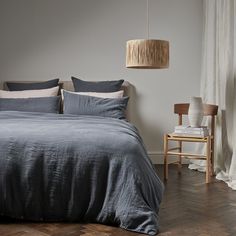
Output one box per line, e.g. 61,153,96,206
147,0,149,39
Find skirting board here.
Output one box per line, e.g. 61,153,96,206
148,151,190,164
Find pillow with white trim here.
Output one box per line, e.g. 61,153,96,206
61,89,124,99
62,90,128,119
0,86,59,98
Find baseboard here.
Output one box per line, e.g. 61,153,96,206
148,151,189,164
148,152,163,164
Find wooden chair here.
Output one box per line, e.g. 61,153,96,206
163,103,218,183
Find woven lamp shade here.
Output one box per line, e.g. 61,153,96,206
126,39,169,69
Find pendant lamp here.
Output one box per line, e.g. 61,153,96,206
126,0,169,69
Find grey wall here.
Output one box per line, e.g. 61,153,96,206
0,0,203,162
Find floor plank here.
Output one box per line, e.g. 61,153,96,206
158,165,236,236
1,165,236,236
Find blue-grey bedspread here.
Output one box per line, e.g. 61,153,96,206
0,111,164,235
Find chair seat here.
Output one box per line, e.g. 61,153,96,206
167,133,213,142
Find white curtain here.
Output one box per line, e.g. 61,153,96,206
189,0,236,189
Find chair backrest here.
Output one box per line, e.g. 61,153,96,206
174,103,218,116
174,103,218,137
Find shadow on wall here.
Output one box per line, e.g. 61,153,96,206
126,83,163,151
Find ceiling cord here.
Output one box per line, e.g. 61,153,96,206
147,0,150,39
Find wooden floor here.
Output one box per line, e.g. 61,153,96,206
1,165,236,236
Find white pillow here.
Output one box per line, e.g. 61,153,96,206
61,89,124,99
0,86,59,98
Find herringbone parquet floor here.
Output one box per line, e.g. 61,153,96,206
1,165,236,236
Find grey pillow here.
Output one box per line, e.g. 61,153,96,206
71,77,124,92
0,96,61,113
63,90,128,119
6,79,59,91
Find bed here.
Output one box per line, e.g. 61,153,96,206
0,81,164,235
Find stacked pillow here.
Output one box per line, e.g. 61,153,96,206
0,97,60,114
0,86,59,98
61,90,124,99
0,79,60,113
0,77,129,119
62,90,128,120
6,78,59,91
62,77,128,119
71,76,124,92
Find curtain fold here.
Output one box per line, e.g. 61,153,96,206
190,0,236,190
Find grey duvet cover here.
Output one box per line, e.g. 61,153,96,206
0,111,163,235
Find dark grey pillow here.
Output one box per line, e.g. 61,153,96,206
63,90,128,119
0,96,61,113
71,77,124,92
6,79,59,91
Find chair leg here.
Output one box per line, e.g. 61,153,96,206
211,139,214,176
164,134,168,180
211,152,214,176
206,136,211,183
178,141,182,174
